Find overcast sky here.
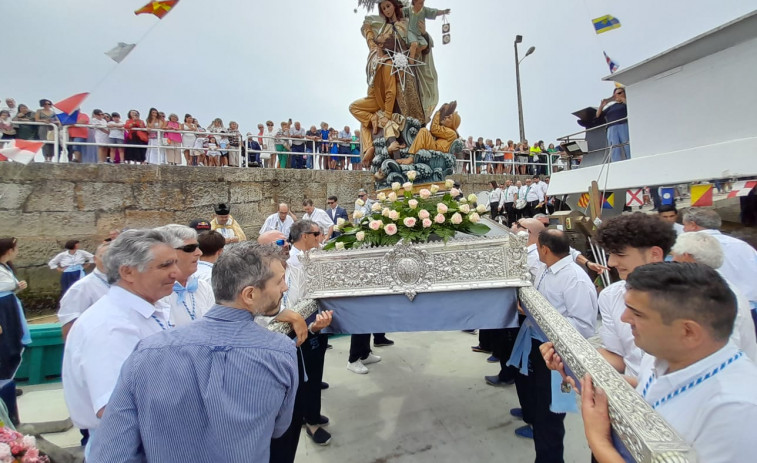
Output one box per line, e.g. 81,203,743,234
1,0,753,144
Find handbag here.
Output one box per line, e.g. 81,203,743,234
515,198,527,210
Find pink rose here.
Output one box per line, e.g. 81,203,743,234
450,188,460,198
384,223,398,235
403,217,417,227
419,188,431,199
422,218,433,228
388,210,400,221
437,203,448,214
408,199,419,209
388,192,398,202
469,212,481,223
418,209,430,220
434,213,445,224
451,212,463,225
402,181,413,191
369,220,382,231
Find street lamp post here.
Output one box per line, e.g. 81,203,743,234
514,35,535,143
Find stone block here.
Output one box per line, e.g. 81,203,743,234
183,182,229,208
229,183,264,203
0,211,96,237
123,209,173,229
0,183,33,210
95,211,128,236
24,180,77,212
73,183,135,211
133,182,185,210
173,206,217,228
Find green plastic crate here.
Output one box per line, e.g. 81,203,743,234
14,323,64,385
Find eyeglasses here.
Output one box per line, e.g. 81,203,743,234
176,243,200,253
275,239,287,247
327,201,335,205
267,123,273,126
305,231,322,237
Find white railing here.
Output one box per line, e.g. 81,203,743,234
0,120,59,161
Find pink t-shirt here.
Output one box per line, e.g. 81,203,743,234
165,121,182,143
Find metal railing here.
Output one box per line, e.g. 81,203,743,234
556,117,630,170
459,149,559,176
0,120,59,161
245,134,365,170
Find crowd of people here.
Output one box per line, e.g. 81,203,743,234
2,97,570,174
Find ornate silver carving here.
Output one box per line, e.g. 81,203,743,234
266,299,320,335
301,235,531,300
518,286,695,463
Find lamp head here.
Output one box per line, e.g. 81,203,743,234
515,35,523,44
525,46,535,57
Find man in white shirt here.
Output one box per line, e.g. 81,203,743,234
193,230,225,284
682,208,757,312
62,229,181,453
1,98,17,118
508,229,597,460
289,121,307,169
595,213,677,377
91,109,109,164
568,263,757,463
156,225,215,327
503,179,519,225
671,231,757,361
488,181,504,219
58,242,110,340
259,203,296,239
302,199,333,242
522,178,543,218
533,175,549,214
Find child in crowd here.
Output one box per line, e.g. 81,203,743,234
107,112,125,164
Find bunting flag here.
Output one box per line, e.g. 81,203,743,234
603,51,619,73
602,192,615,209
0,140,44,165
626,188,644,207
134,0,179,19
53,92,89,115
56,110,80,126
660,187,676,206
593,15,621,34
577,192,590,208
690,184,713,207
727,180,757,198
105,42,136,63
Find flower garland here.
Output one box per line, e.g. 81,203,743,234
0,425,50,463
325,176,490,250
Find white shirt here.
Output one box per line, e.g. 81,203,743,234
161,278,215,327
57,268,109,325
537,180,549,198
62,285,171,430
91,117,109,144
107,121,125,140
48,249,94,270
701,229,757,302
489,188,503,204
673,222,684,235
257,247,307,328
636,342,757,462
526,243,540,281
504,185,519,203
723,278,757,362
193,260,214,284
598,280,643,377
0,263,19,292
534,255,598,339
303,208,333,235
259,213,294,238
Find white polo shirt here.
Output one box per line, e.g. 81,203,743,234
62,285,171,430
161,277,215,327
259,213,294,238
598,280,643,377
637,342,757,462
504,185,519,203
57,268,110,325
701,229,757,302
193,260,214,284
724,278,757,362
303,208,333,235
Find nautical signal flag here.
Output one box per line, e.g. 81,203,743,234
577,193,590,208
105,42,136,63
690,184,713,207
602,192,614,209
54,92,89,115
660,188,676,206
603,51,619,73
56,110,80,126
593,15,621,34
626,188,644,207
0,139,44,165
727,180,757,198
135,0,179,19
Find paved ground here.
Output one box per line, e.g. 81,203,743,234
18,330,590,463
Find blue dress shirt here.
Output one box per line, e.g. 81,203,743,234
89,304,298,463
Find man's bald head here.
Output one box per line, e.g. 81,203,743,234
277,203,290,221
518,218,545,246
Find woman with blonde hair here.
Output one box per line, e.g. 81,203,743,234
164,113,183,165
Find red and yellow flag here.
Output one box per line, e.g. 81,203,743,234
134,0,179,19
577,193,590,208
691,183,713,207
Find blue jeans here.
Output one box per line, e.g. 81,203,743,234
306,147,314,169
607,123,630,162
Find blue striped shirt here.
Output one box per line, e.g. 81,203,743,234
89,304,298,463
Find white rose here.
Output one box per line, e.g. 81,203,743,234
391,182,401,191
388,192,398,202
459,204,470,214
408,199,419,209
371,202,382,212
356,231,365,241
335,242,345,250
469,212,481,223
476,204,487,213
445,179,455,188
377,192,387,201
356,198,365,206
353,210,364,219
407,170,417,181
419,189,431,200
451,212,463,225
430,184,440,194
388,210,400,221
402,181,413,191
382,207,391,217
468,194,478,203
337,218,346,227
450,188,460,198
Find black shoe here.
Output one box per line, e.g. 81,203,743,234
321,381,329,390
15,388,23,397
306,426,332,446
326,344,333,350
303,415,330,426
374,338,394,347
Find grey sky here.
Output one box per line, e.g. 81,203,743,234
1,0,753,143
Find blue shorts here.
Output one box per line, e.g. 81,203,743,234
70,137,86,153
109,138,124,145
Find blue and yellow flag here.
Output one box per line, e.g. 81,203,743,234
593,15,621,34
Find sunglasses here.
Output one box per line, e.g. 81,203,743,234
176,243,200,253
327,201,335,205
305,231,322,237
275,239,287,247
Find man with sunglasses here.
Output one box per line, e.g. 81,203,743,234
596,87,630,162
326,196,348,239
156,225,215,327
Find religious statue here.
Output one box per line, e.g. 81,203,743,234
351,0,456,189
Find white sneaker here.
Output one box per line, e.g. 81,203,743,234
362,353,382,365
347,360,369,374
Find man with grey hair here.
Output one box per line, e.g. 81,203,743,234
62,229,180,456
682,208,757,316
156,225,215,327
259,203,295,239
90,242,300,462
671,231,757,361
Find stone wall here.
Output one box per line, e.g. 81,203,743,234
0,162,528,311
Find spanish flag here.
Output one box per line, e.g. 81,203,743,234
134,0,179,19
593,15,621,34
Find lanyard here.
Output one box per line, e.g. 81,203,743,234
182,293,197,321
151,314,174,331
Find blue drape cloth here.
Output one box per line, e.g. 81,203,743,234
0,291,31,345
320,288,519,334
63,264,85,279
